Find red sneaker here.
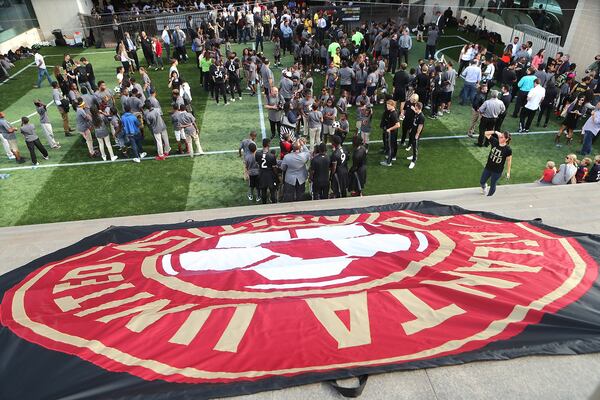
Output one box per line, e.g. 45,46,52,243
155,155,165,161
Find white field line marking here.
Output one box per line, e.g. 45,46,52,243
0,62,35,86
257,92,267,140
0,129,573,173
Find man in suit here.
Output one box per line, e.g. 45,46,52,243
124,32,140,70
280,138,311,202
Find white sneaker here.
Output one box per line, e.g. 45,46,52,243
392,157,397,161
133,158,141,163
399,115,404,120
443,109,450,114
379,160,392,167
409,162,416,169
102,156,107,161
481,185,488,195
140,152,147,158
406,156,413,160
111,155,118,161
231,98,235,102
437,111,444,116
43,156,49,160
238,97,242,100
247,193,253,201
405,146,411,151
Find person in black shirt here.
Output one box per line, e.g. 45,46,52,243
585,155,600,183
495,84,512,131
81,58,96,91
310,142,331,200
74,60,92,94
225,53,242,101
349,136,367,196
392,63,409,107
408,102,425,169
330,135,349,198
468,84,488,137
140,31,155,69
480,130,512,196
212,59,228,105
380,100,400,167
256,138,278,204
400,93,418,148
415,65,430,110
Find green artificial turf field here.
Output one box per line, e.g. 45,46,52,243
0,29,597,227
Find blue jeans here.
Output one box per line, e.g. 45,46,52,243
460,82,476,105
127,134,143,158
480,168,502,196
581,130,596,155
36,68,52,87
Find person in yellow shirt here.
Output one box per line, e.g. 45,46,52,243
304,17,313,35
332,48,341,68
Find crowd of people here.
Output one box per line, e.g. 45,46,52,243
1,1,600,202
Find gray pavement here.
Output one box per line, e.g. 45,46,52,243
1,183,600,400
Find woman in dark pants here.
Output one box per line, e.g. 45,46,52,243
537,81,558,128
480,130,512,196
20,117,49,165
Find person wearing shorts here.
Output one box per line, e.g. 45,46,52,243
171,104,187,154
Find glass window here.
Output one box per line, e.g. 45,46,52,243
0,0,39,44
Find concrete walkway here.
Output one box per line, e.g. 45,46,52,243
1,182,600,400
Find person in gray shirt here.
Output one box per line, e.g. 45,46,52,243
280,138,310,202
265,87,284,139
129,89,144,114
177,105,202,157
143,100,171,159
477,90,506,146
148,89,162,115
20,116,48,165
260,59,274,96
321,98,337,144
34,100,59,148
90,105,118,161
0,112,25,163
307,103,323,151
338,62,355,97
120,88,131,113
425,25,439,60
75,99,95,157
279,71,294,102
244,141,260,201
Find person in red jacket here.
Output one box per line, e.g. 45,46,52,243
152,36,164,71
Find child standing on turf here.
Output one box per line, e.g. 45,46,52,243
178,104,203,157
244,142,260,202
273,41,281,67
20,117,49,165
171,104,187,154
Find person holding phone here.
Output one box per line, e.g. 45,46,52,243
480,130,512,196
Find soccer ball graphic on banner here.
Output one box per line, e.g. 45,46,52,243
160,224,429,290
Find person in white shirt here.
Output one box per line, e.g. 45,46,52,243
161,25,171,60
508,36,520,58
482,59,495,84
519,79,545,133
33,49,52,88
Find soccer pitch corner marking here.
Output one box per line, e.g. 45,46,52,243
0,129,572,173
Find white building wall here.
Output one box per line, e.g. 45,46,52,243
561,0,600,69
0,28,42,54
31,0,94,41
